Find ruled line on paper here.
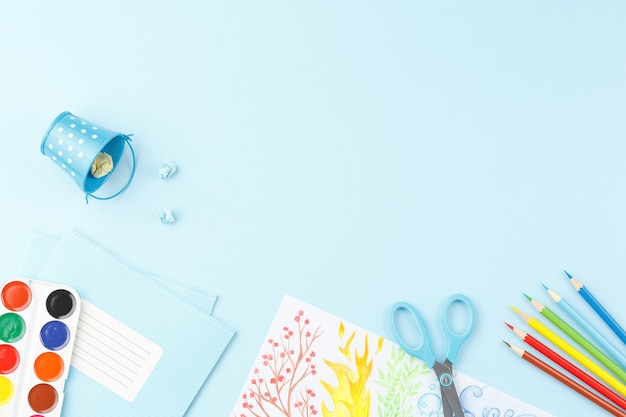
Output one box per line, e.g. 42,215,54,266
70,300,164,402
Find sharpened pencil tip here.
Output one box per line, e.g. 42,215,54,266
523,293,532,301
541,283,549,290
563,270,572,279
510,306,519,313
543,285,561,302
504,322,513,330
512,307,531,322
504,341,525,357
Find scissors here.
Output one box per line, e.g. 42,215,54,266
389,294,475,417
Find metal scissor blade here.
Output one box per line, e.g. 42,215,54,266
441,382,465,417
442,391,453,417
433,361,465,417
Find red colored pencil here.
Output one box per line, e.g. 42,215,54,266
504,341,626,417
505,322,626,410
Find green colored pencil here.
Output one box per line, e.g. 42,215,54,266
524,294,626,383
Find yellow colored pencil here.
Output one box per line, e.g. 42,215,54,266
525,294,626,383
511,306,626,397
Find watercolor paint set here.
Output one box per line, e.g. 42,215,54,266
0,277,81,417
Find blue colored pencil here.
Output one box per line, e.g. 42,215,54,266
565,270,626,346
543,284,626,372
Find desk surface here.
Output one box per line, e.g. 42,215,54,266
1,1,625,416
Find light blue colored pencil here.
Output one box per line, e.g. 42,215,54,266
543,284,626,372
565,270,626,346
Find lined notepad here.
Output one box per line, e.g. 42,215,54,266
71,300,163,402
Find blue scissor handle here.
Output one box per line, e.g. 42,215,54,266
389,301,437,368
441,293,475,364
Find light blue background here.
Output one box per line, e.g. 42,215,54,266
1,1,625,416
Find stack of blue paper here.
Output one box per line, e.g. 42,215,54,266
16,229,234,417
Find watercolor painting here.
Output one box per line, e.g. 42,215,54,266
232,295,555,417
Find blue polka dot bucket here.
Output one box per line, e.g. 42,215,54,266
40,111,136,201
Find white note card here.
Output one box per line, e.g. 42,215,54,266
70,300,164,402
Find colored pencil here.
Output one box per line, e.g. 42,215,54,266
524,293,626,383
565,270,626,346
503,341,626,417
505,323,626,410
543,284,626,372
511,306,626,396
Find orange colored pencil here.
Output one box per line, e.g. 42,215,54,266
504,341,626,417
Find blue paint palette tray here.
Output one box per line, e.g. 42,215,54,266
0,277,81,417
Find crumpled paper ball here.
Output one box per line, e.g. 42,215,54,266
157,208,175,224
90,152,113,178
158,162,177,179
